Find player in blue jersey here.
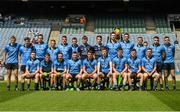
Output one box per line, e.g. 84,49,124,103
142,48,159,91
82,50,97,89
39,53,53,90
58,35,72,61
65,52,83,91
19,37,34,73
33,34,48,61
46,39,60,61
150,36,166,90
127,49,143,91
52,52,67,90
106,32,121,59
20,51,40,91
112,48,128,90
120,33,134,59
97,47,113,90
3,36,20,91
93,35,105,59
134,37,146,59
79,36,92,60
163,36,176,90
71,37,80,54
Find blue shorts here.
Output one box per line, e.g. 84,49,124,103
164,63,175,70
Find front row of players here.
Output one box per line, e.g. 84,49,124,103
20,47,161,91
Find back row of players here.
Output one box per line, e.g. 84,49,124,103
2,32,176,91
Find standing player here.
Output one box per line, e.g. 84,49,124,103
39,53,53,90
65,52,83,91
71,37,80,53
19,37,34,74
33,34,48,62
93,35,105,59
127,49,143,91
46,39,60,61
97,47,113,90
20,52,40,91
106,32,121,59
142,48,159,91
120,33,134,59
52,52,67,90
150,36,165,90
58,35,72,61
82,50,97,89
112,48,128,90
134,37,146,59
163,36,176,90
3,36,20,91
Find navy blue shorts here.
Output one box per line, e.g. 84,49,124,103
156,62,163,73
20,65,26,72
164,63,175,70
5,63,18,70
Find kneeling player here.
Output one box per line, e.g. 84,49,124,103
39,53,53,90
127,49,143,91
97,47,113,90
82,50,97,89
65,52,83,91
112,48,128,90
52,52,67,90
20,52,40,91
142,48,159,91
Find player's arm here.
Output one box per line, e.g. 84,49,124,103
121,63,128,74
162,47,166,61
150,63,156,76
109,61,113,73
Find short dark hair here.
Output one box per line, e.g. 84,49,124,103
96,35,102,39
164,36,170,39
144,41,148,44
131,49,136,52
117,47,123,51
82,35,88,39
45,53,50,57
72,37,77,40
137,37,143,39
153,36,159,40
51,39,56,43
101,47,107,51
146,48,152,51
58,52,63,56
38,34,43,38
62,35,67,39
24,37,30,41
10,35,16,40
124,33,129,36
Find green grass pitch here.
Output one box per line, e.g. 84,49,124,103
0,82,180,111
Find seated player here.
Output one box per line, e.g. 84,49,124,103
20,51,40,91
39,53,53,90
65,52,83,91
127,49,143,91
97,47,113,90
112,48,128,90
142,48,159,91
82,50,97,90
52,52,67,90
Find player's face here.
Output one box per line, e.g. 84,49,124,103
58,54,63,60
25,39,31,46
87,52,93,60
130,51,136,58
164,38,170,45
101,49,107,57
62,37,67,44
153,38,159,45
45,55,50,62
10,38,16,44
146,49,152,57
143,42,148,47
30,53,36,60
72,39,77,45
117,50,123,57
137,38,143,44
72,53,78,60
124,35,129,41
37,36,43,43
110,33,116,41
82,38,88,44
96,37,102,44
51,41,56,47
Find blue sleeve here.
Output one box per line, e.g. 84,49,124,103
37,61,40,69
40,61,43,68
4,45,9,53
131,43,134,49
19,47,23,55
82,60,86,68
142,59,145,67
80,60,83,68
26,61,29,70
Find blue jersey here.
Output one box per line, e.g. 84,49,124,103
71,44,80,53
142,57,156,72
120,41,134,59
83,59,97,73
26,59,40,73
58,44,72,60
127,57,141,73
34,42,48,60
46,47,60,61
53,60,67,72
68,59,82,75
93,44,105,59
106,42,121,59
98,56,111,74
4,43,20,64
40,60,53,72
19,45,34,65
134,44,146,59
112,57,127,72
149,44,165,63
163,44,175,63
79,44,92,60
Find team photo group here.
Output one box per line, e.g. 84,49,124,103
2,32,176,91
